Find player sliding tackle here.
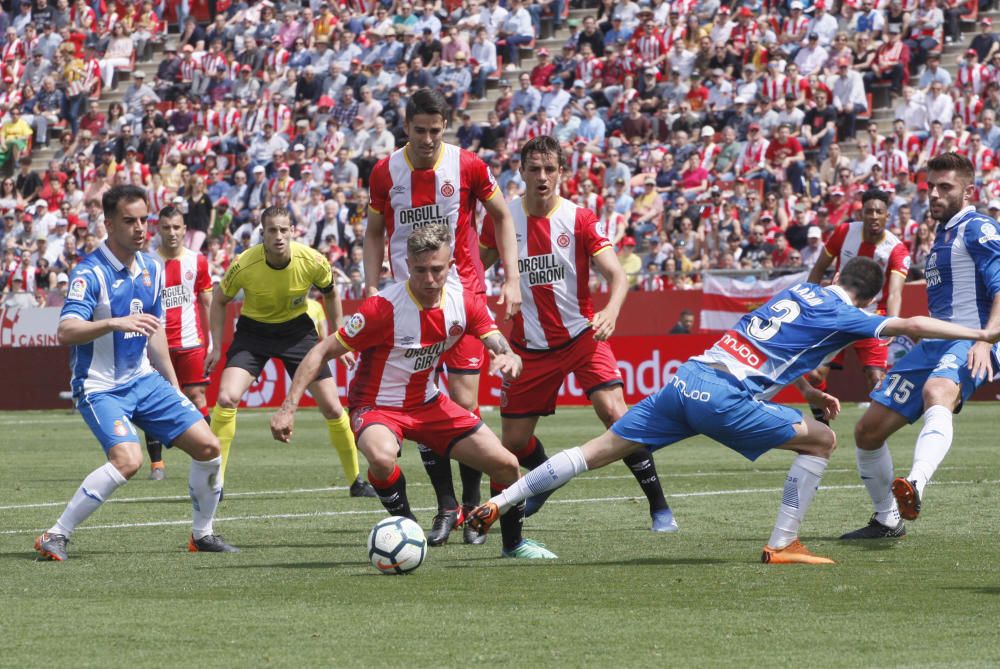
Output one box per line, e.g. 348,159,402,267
270,223,557,559
467,253,1000,564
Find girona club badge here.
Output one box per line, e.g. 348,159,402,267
556,233,571,248
440,180,455,197
448,322,463,337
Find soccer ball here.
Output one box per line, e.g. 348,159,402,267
368,516,427,575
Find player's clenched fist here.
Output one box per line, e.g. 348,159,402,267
270,409,295,443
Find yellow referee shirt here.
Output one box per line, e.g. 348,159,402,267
220,242,334,324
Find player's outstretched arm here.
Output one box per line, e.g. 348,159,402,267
483,193,522,319
590,247,628,341
881,316,997,345
483,331,522,381
793,376,841,421
58,313,161,345
270,336,349,443
205,285,232,374
363,208,386,297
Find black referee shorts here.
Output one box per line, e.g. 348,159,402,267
225,314,333,382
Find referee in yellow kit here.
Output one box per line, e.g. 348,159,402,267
206,206,376,497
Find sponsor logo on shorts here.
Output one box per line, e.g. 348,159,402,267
669,375,711,401
440,180,455,197
344,313,365,337
934,354,959,372
68,278,87,300
113,420,128,437
718,330,766,369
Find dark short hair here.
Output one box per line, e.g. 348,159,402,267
838,256,884,302
519,135,566,169
260,205,292,228
405,87,450,122
927,152,975,185
158,205,183,222
102,184,148,220
861,188,890,206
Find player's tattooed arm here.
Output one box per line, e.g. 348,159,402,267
483,331,522,380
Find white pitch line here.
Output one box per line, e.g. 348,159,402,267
0,485,352,511
3,480,998,537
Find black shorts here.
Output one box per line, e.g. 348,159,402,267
225,314,333,382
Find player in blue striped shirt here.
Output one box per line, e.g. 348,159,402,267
466,257,999,564
35,185,237,561
844,152,1000,538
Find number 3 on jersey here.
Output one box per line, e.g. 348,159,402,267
880,373,914,404
747,299,801,342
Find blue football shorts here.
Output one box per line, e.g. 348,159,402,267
871,339,997,423
610,361,803,461
77,373,204,453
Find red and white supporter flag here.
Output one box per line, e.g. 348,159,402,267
700,271,809,330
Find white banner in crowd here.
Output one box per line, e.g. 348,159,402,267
0,307,62,348
700,271,810,331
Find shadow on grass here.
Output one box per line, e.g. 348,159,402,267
941,586,1000,595
441,556,730,568
193,561,364,570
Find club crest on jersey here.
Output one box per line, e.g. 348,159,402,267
142,269,151,287
351,407,372,432
344,313,365,337
68,277,87,300
979,223,1000,244
556,233,571,248
448,321,463,337
185,270,194,281
440,180,455,197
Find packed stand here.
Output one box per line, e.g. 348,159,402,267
0,0,996,306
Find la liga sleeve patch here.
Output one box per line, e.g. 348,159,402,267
68,277,87,301
344,313,365,337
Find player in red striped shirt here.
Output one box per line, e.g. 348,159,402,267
144,206,212,479
805,189,911,419
270,224,558,559
364,88,523,546
479,136,677,532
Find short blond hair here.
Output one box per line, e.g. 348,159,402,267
407,223,453,256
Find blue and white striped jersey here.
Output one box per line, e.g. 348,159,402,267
924,206,1000,328
693,284,890,400
60,243,164,399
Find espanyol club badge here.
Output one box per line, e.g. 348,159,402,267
440,180,455,197
142,269,151,287
556,233,571,248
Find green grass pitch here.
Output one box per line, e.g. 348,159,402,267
2,405,999,667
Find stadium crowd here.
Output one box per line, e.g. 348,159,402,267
1,0,999,310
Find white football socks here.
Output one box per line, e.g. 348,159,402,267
768,454,828,550
856,444,901,528
908,404,953,498
50,462,128,537
189,456,223,540
492,447,589,513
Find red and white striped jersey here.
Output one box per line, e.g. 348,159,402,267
337,273,498,409
526,117,556,140
597,211,626,246
264,103,292,133
956,96,984,127
158,248,212,350
265,47,290,75
780,15,809,38
1,38,24,63
632,30,667,63
118,160,150,186
698,143,721,173
779,195,797,223
180,56,202,81
218,107,241,135
761,74,790,102
368,142,497,294
201,51,227,78
878,148,909,179
481,196,611,350
664,24,687,51
568,149,596,174
729,22,760,46
575,56,603,86
823,221,911,314
921,134,945,162
148,184,169,214
268,175,295,197
863,132,885,156
66,58,102,97
738,138,769,175
0,88,22,109
958,63,988,95
180,134,210,158
971,145,995,174
611,88,638,116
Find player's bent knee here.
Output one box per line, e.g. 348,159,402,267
922,380,960,410
854,416,884,450
110,451,143,479
216,392,241,410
